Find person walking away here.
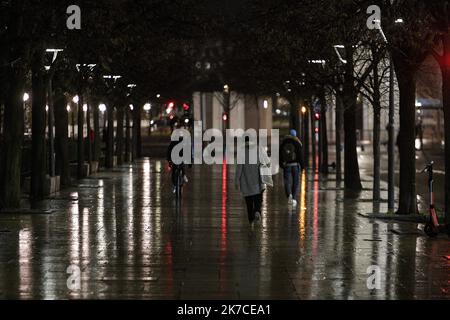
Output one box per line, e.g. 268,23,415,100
280,129,303,208
235,138,266,226
167,128,189,194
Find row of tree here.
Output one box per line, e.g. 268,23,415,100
215,0,449,220
0,1,449,221
0,0,202,209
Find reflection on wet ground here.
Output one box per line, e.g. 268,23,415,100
0,159,448,299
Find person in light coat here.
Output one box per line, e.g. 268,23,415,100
235,138,270,225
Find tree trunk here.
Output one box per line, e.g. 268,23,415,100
440,35,450,224
311,108,317,170
0,68,25,208
303,107,309,168
116,107,124,166
125,108,131,163
320,90,329,174
132,104,142,159
86,100,92,166
394,59,418,215
54,92,71,187
372,57,382,201
373,100,381,202
106,104,115,168
343,60,363,191
289,96,300,134
93,99,101,162
77,94,85,178
30,51,48,201
444,71,450,224
335,92,343,182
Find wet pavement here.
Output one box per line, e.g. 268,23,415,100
0,159,449,300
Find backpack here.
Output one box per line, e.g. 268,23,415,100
282,140,297,163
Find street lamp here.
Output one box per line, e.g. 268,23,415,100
143,103,151,111
333,45,347,64
373,19,397,213
99,103,107,133
44,48,64,178
23,93,30,102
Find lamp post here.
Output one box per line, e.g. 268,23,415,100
103,75,122,168
374,19,400,213
45,48,63,177
75,64,96,178
126,83,137,162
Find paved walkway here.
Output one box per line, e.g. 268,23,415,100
0,159,448,299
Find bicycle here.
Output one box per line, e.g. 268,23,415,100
421,161,450,238
173,164,185,200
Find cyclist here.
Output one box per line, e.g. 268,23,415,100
167,128,189,194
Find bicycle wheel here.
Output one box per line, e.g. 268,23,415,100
176,170,183,199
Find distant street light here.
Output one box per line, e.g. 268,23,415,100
263,100,269,110
83,104,88,112
76,63,96,72
129,104,134,111
23,93,30,102
301,106,307,114
45,49,64,71
156,94,161,98
143,103,151,111
333,45,347,64
99,103,107,113
73,95,80,104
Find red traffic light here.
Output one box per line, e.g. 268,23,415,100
314,113,320,120
168,102,175,109
183,103,190,111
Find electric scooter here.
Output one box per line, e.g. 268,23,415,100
421,161,450,237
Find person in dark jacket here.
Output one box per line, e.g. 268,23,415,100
280,129,304,208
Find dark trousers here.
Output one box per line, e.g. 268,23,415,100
245,193,263,223
283,164,300,201
171,165,185,186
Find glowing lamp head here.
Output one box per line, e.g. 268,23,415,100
222,113,228,121
301,106,307,114
66,105,71,112
99,103,107,113
83,104,88,112
23,93,30,102
72,95,79,104
143,103,151,111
